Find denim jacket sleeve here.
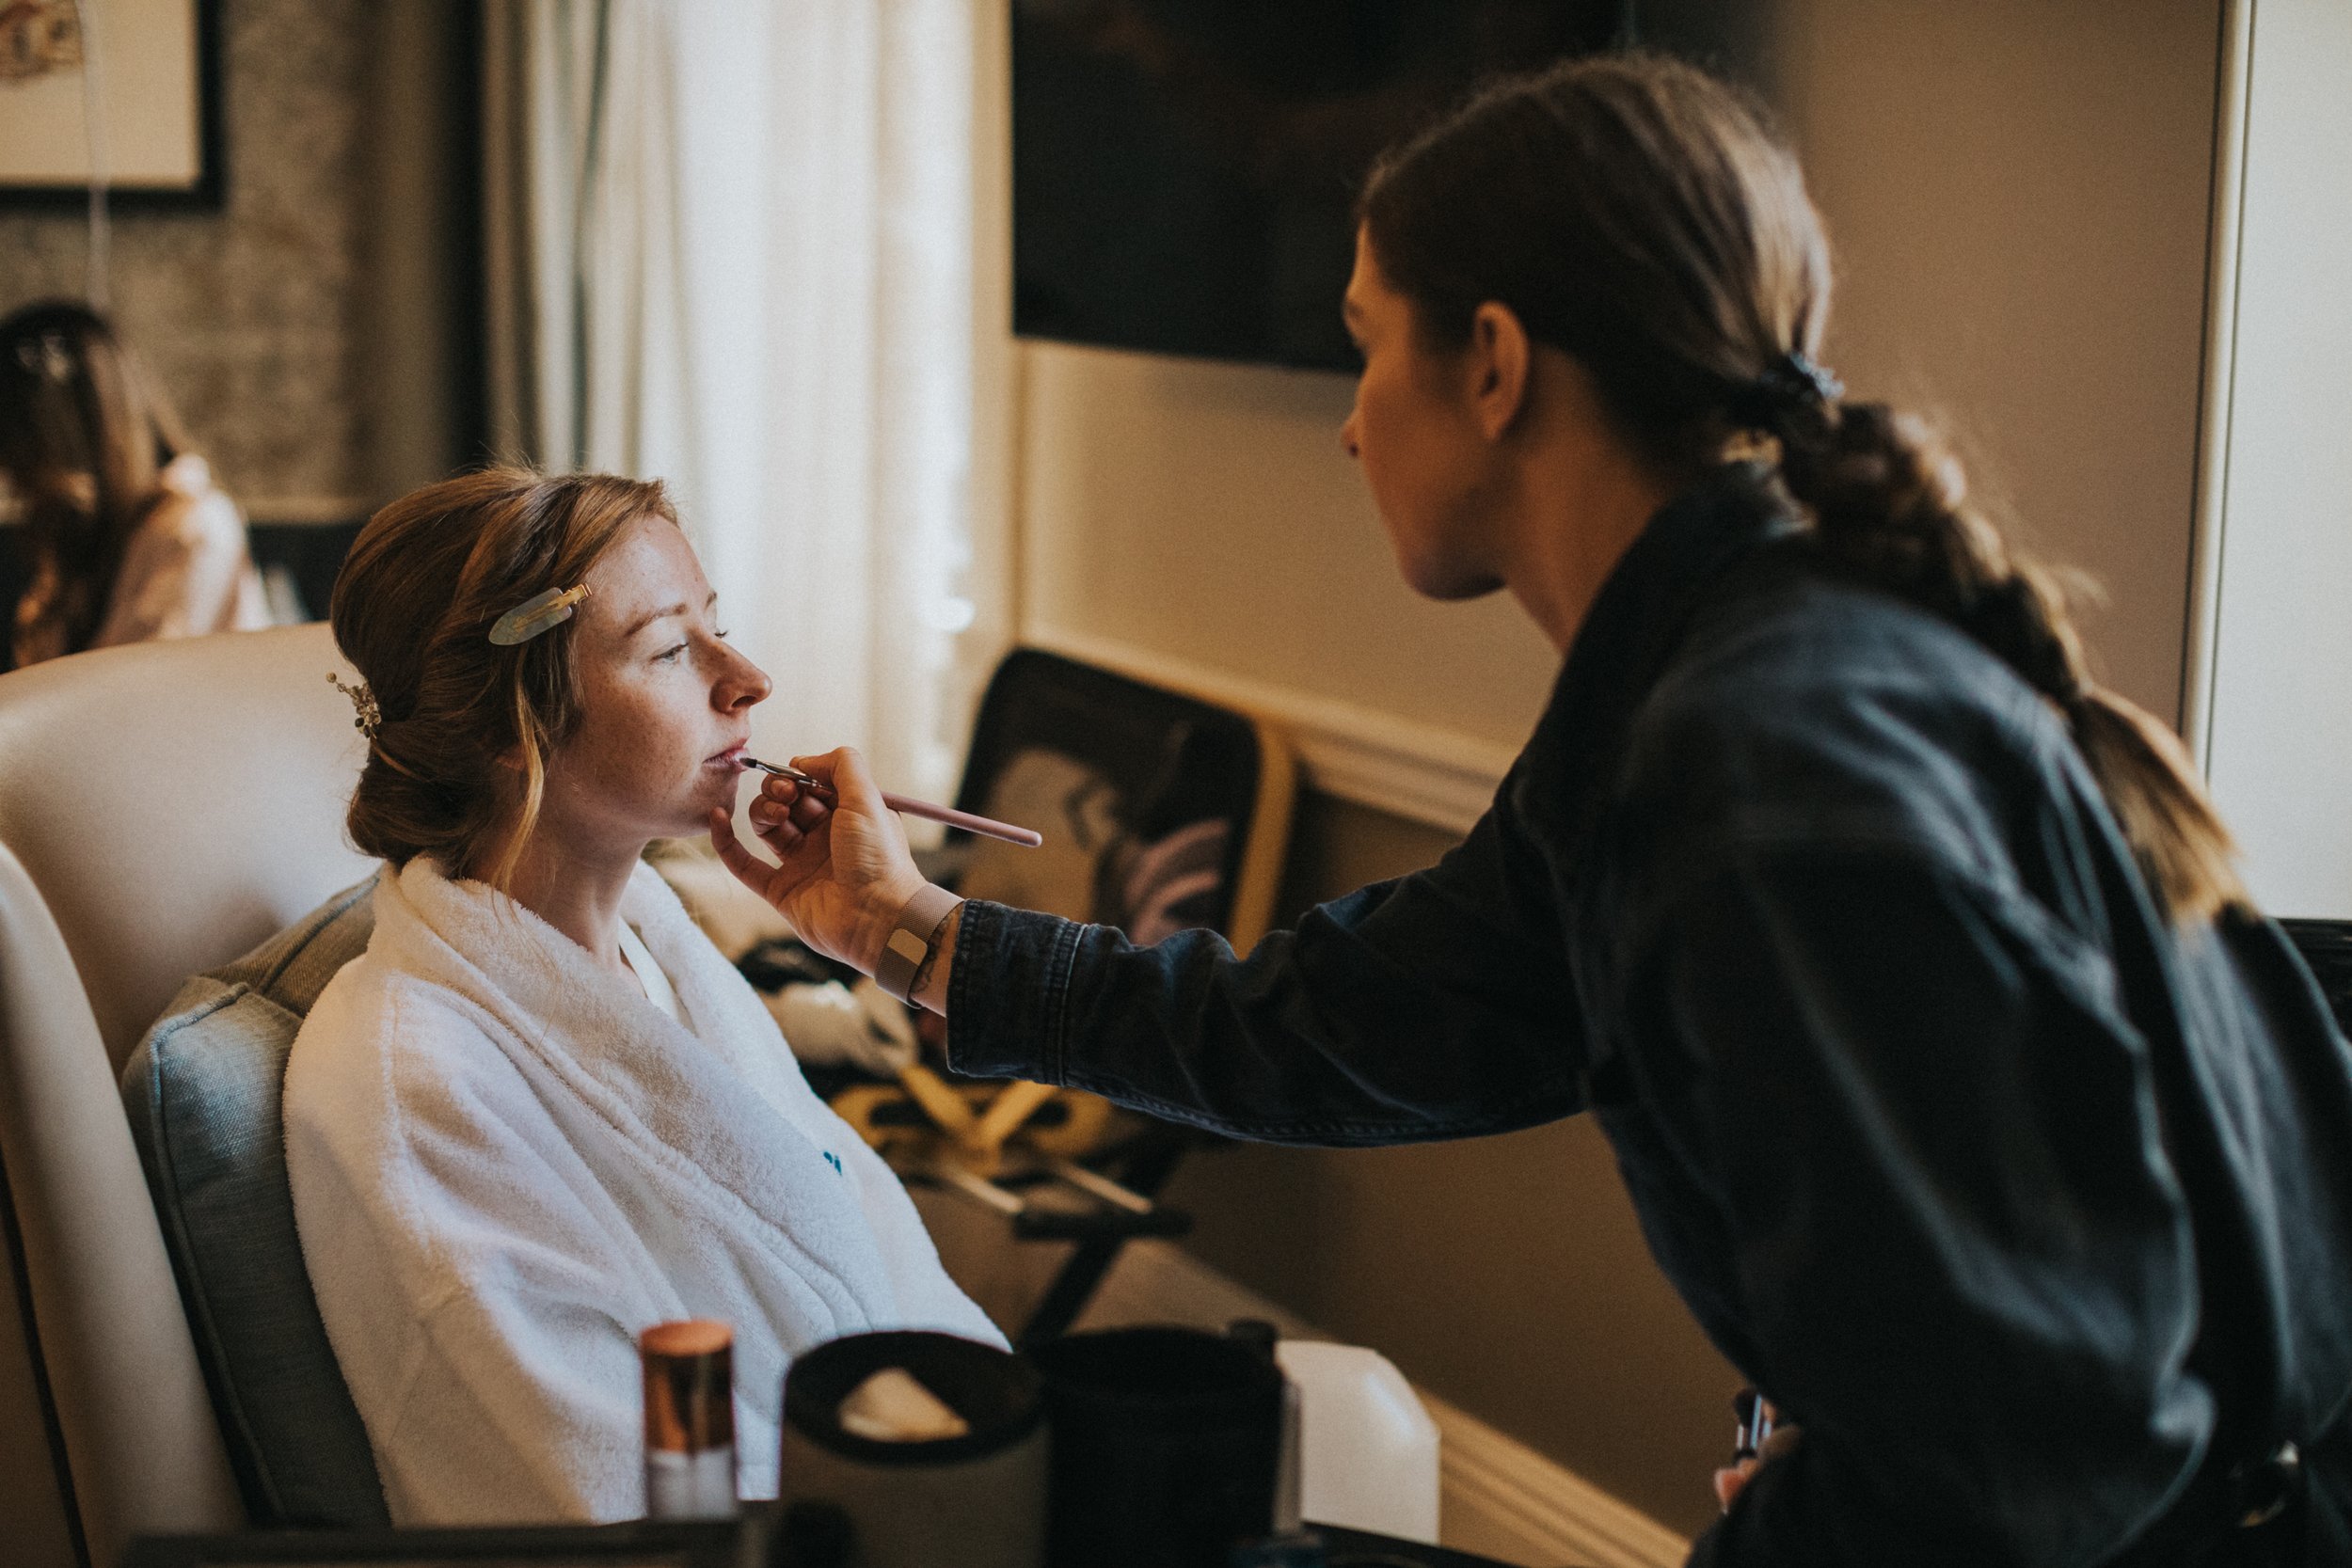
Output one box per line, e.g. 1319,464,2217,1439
946,793,1589,1146
1654,842,2212,1568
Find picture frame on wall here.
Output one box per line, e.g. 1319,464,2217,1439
0,0,222,208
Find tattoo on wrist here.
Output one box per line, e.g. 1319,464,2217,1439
906,907,956,999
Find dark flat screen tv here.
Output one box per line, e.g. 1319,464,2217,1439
1011,0,1629,372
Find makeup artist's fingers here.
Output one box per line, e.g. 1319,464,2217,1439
750,814,806,857
786,752,837,783
1713,1422,1800,1513
794,748,884,815
747,788,800,841
755,771,832,832
785,747,922,907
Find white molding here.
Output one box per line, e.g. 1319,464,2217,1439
2180,0,2254,768
1423,1391,1688,1568
1021,626,1517,836
1072,1240,1689,1568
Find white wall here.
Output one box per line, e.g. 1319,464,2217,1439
1758,0,2222,725
2193,0,2352,919
1014,345,1549,829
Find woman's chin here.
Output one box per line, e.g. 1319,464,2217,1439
677,773,744,832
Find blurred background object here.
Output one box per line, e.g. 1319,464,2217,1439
0,299,270,668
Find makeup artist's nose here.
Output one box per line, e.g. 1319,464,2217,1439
1340,405,1361,461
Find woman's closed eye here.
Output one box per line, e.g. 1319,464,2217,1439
655,626,728,663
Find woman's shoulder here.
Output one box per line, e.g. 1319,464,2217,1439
287,949,517,1118
138,454,244,547
1618,567,2074,863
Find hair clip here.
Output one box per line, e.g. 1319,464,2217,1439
1775,350,1843,407
1727,350,1845,433
327,672,382,740
488,583,592,645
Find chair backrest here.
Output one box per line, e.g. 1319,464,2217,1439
0,624,373,1568
953,648,1295,953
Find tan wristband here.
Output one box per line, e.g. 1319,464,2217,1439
873,883,961,1004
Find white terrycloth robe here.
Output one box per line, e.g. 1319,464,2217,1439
283,858,1000,1525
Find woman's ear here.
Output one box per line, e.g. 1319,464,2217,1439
1466,301,1534,442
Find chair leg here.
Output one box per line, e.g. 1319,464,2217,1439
1015,1134,1193,1352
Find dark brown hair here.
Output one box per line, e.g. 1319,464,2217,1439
0,300,189,659
1358,53,2242,923
329,467,673,891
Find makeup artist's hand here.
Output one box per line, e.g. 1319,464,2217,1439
1714,1409,1798,1512
707,746,928,975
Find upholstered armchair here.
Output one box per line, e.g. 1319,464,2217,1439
0,624,373,1568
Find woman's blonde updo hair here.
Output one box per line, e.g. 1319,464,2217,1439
329,467,675,891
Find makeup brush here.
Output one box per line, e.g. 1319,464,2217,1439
740,756,1044,848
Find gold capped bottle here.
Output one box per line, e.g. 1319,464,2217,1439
641,1319,738,1519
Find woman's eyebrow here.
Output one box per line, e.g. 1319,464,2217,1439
621,592,719,641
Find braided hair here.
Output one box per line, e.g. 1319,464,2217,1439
1359,53,2242,922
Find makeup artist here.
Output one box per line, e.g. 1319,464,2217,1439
714,54,2352,1567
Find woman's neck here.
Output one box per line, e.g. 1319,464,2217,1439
1495,356,1680,656
467,826,645,978
1503,445,1677,657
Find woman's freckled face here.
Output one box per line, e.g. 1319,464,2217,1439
539,514,772,847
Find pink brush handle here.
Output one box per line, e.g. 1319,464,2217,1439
876,792,1044,848
747,757,1042,847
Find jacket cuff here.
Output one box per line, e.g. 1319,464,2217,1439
944,900,1084,1085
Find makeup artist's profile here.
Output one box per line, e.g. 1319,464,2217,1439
722,53,2352,1566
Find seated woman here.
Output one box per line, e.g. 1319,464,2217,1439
0,301,268,669
283,467,998,1526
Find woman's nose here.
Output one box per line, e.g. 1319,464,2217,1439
1340,407,1361,461
720,643,772,709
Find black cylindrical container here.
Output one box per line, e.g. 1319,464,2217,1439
778,1330,1047,1568
1029,1325,1285,1568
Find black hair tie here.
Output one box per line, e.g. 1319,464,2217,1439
1727,350,1844,433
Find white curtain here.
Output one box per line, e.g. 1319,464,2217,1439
485,0,981,806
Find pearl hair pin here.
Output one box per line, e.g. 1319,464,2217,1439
326,673,381,740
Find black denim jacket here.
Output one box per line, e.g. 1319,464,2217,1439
948,469,2352,1566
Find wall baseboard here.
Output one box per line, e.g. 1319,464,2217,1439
1021,626,1517,836
1422,1391,1690,1568
1074,1240,1688,1568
